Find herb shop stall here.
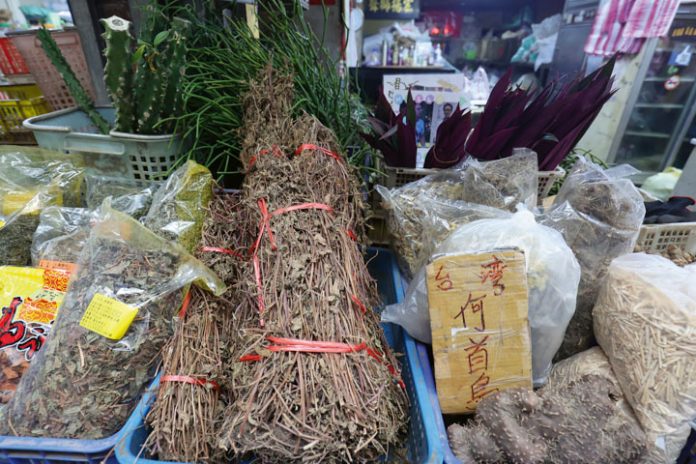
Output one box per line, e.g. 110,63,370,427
0,1,693,463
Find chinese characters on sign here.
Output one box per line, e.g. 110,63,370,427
365,0,419,19
426,250,532,414
670,20,696,42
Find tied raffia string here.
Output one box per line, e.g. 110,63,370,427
218,64,408,464
145,193,241,462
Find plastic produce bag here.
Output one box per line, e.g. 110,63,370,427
31,207,95,273
594,253,696,462
0,266,65,404
1,205,224,439
85,172,159,219
382,208,580,385
0,151,84,266
143,161,214,252
542,159,645,360
378,150,537,277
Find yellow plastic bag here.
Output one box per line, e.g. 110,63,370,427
0,266,65,403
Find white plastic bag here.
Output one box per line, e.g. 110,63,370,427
594,253,696,461
382,208,580,385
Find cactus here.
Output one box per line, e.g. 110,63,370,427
37,28,110,135
101,16,135,133
133,47,164,134
160,18,189,133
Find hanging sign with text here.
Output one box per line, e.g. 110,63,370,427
426,249,532,414
365,0,420,20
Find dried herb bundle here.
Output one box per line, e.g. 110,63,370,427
146,193,241,462
0,206,223,439
218,67,408,463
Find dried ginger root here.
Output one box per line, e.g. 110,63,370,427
448,374,647,464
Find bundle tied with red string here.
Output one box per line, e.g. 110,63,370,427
145,193,242,462
218,67,408,463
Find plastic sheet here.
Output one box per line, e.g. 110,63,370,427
0,150,84,266
382,208,580,385
1,204,224,439
378,150,537,277
594,253,696,462
542,158,645,360
143,161,214,253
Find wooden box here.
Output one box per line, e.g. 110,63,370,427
426,249,533,414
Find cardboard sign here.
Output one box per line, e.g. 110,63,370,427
426,249,532,414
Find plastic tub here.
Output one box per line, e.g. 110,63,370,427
24,107,182,181
115,247,446,464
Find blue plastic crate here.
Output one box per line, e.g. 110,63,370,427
0,429,122,463
116,247,445,464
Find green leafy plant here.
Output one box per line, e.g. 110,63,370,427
155,0,369,181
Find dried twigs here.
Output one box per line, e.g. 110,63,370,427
218,66,408,463
146,193,241,462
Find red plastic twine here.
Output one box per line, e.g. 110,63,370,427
200,246,246,260
160,375,221,391
178,291,192,318
239,336,405,389
294,143,343,164
246,145,283,172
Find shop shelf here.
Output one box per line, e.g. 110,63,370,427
115,247,446,464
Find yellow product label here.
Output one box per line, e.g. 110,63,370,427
0,220,4,228
79,294,138,340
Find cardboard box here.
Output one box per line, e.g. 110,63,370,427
426,249,532,414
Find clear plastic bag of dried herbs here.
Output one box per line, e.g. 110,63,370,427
84,172,159,219
542,158,645,360
1,204,224,439
0,150,84,266
377,150,537,277
143,161,214,253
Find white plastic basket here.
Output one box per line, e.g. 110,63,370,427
381,165,565,201
635,222,696,253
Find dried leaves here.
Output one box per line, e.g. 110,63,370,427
218,67,408,463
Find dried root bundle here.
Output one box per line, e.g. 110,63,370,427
218,67,408,463
146,193,242,462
